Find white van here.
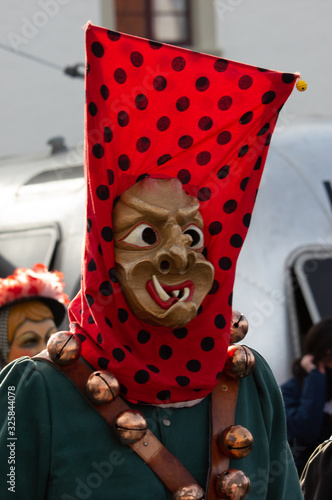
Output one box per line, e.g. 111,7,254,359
1,122,332,383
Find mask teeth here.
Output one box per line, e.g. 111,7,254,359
179,287,190,302
172,290,180,297
152,274,169,301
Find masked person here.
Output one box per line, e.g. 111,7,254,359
0,23,304,500
0,264,69,369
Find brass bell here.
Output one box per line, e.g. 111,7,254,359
215,469,250,500
218,425,253,460
86,371,120,404
47,331,81,366
230,311,248,344
114,409,148,445
172,483,205,500
223,345,255,379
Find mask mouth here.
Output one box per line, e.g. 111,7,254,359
146,275,194,310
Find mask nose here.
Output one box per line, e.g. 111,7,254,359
154,226,197,274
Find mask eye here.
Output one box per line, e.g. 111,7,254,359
121,223,159,248
183,225,204,249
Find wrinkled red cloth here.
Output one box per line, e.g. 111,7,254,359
68,22,298,404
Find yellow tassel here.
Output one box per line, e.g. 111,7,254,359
296,79,308,92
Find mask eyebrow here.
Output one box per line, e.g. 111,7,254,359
175,199,201,225
121,190,170,222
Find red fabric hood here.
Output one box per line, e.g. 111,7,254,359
68,23,298,404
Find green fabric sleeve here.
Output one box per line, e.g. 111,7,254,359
0,357,52,499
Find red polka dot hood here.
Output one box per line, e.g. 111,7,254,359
68,22,298,404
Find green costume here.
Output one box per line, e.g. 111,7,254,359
0,350,303,499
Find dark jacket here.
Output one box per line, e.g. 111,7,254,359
300,436,332,499
281,368,331,474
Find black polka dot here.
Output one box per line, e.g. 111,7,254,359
135,94,148,110
201,337,215,351
262,91,276,104
177,169,191,184
157,390,171,401
97,333,103,344
238,145,249,157
239,75,253,89
176,376,190,387
198,116,213,130
93,143,104,159
104,127,113,143
135,370,150,384
137,330,151,343
91,41,104,57
197,305,203,315
86,62,90,76
108,268,118,283
197,187,211,202
240,177,249,191
87,218,92,233
113,348,125,362
214,59,228,72
228,292,233,306
96,185,109,200
282,73,296,84
118,308,128,323
101,226,113,242
88,258,97,272
209,221,222,235
217,131,232,145
159,345,173,360
157,116,170,131
136,137,151,152
196,76,210,91
172,56,186,71
173,328,188,339
136,173,150,183
130,51,143,67
157,154,172,165
239,111,253,124
99,281,113,296
118,154,130,171
86,293,94,306
88,102,97,116
153,75,167,91
178,135,193,149
149,40,162,49
254,156,262,170
176,96,190,111
196,151,211,166
243,213,251,228
107,30,121,41
100,85,109,100
124,345,132,353
118,111,129,127
98,357,110,369
202,247,208,259
219,257,232,270
257,67,268,72
258,123,270,136
76,333,86,343
186,360,201,372
223,199,237,214
120,384,128,395
218,96,232,111
107,169,114,185
105,317,112,328
147,365,159,373
230,234,243,248
208,280,219,294
215,314,226,329
114,68,127,84
265,132,272,146
217,165,230,179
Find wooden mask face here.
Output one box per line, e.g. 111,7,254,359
113,178,214,328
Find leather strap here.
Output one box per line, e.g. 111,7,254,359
34,349,239,498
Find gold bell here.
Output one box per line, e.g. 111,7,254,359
114,409,148,445
47,331,81,366
172,483,205,500
296,79,307,92
218,425,253,460
215,469,250,500
230,311,248,344
223,346,255,379
86,371,120,405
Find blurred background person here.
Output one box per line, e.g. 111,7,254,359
0,263,69,368
281,318,332,474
